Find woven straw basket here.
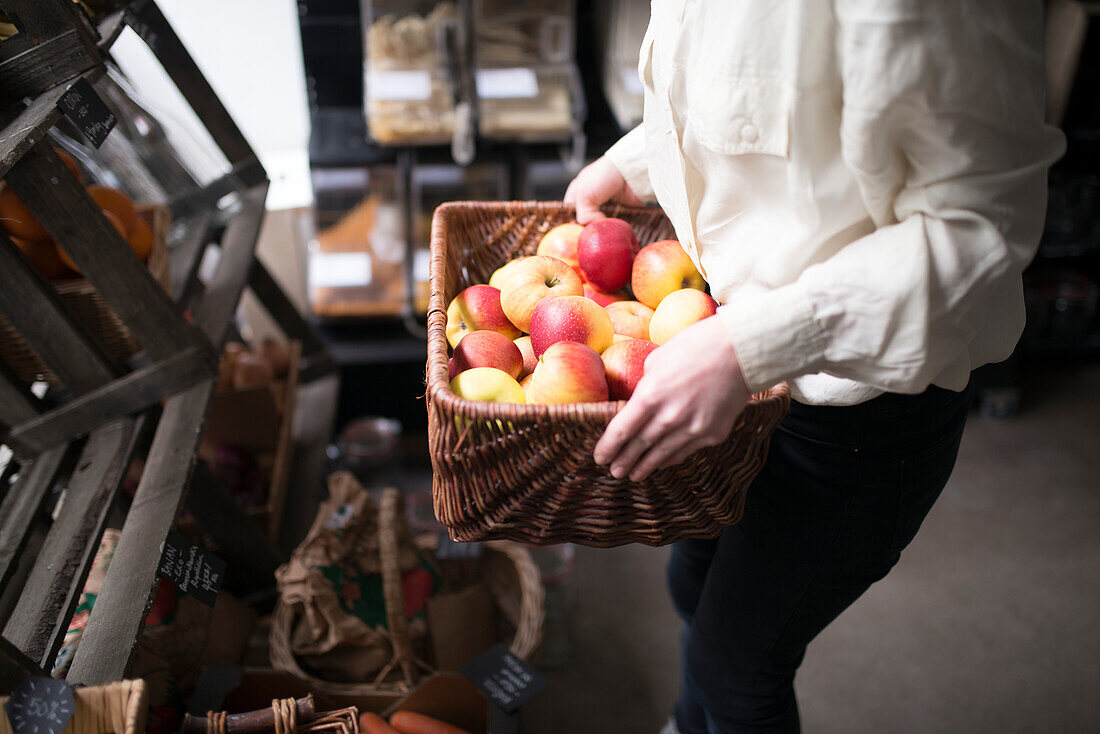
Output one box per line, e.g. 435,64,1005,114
270,488,543,697
0,679,148,734
427,201,791,548
0,204,171,384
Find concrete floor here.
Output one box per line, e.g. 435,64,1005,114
521,363,1100,734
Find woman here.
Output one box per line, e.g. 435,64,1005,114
565,2,1063,732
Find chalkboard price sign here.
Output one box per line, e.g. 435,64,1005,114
56,78,116,149
157,530,225,607
3,677,76,734
461,644,547,714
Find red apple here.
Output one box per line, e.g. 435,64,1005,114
601,338,658,400
529,295,615,358
450,367,526,404
446,284,521,348
577,218,640,292
448,356,458,380
649,289,719,345
451,329,524,379
605,300,654,341
583,281,630,307
537,223,585,280
496,255,584,332
631,240,707,309
525,342,609,405
514,336,538,378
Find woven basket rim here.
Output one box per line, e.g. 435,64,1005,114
426,200,790,424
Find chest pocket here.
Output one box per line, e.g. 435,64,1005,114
685,73,794,159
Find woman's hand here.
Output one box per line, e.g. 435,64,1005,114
563,157,645,225
594,315,752,482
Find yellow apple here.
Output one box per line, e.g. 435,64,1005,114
631,240,706,309
495,255,584,332
450,367,526,404
649,289,719,345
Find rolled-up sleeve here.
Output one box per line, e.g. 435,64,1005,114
604,125,657,202
721,0,1065,395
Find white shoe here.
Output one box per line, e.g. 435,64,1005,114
659,718,681,734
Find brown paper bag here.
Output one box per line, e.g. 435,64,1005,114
274,472,437,683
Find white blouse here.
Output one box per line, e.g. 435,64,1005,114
605,0,1065,405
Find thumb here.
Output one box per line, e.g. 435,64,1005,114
574,193,607,225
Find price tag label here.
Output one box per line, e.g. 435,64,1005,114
3,677,75,734
435,531,483,560
461,644,546,714
157,530,225,607
366,70,432,101
476,68,539,99
309,252,372,289
57,78,116,149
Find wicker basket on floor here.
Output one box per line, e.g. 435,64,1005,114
269,488,543,697
0,679,148,734
427,201,791,548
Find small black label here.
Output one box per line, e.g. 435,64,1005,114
157,530,225,607
460,644,547,714
3,677,75,734
57,78,116,149
436,532,484,560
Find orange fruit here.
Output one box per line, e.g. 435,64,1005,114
12,236,71,279
57,209,126,273
86,185,137,237
54,148,82,182
0,183,49,241
127,215,153,261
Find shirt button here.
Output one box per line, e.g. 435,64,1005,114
740,123,758,143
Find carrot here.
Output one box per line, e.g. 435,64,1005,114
359,712,400,734
389,711,472,734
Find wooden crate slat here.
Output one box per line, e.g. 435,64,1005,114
0,443,69,591
0,0,95,48
184,462,284,594
0,67,103,180
168,211,214,303
248,260,334,382
3,416,146,669
0,233,119,395
0,363,40,429
4,144,213,364
192,183,269,348
7,347,210,455
126,0,258,168
0,637,43,695
96,10,127,51
0,28,102,110
63,379,215,686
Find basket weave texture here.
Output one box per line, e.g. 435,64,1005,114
427,201,791,548
0,204,171,384
0,679,147,734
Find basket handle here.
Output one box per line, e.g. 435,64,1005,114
375,488,432,689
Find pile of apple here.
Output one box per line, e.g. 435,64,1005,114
445,217,718,405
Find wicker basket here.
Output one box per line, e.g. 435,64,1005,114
427,201,792,548
0,679,148,734
0,204,171,384
269,488,543,697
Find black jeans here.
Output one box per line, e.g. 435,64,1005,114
668,384,972,733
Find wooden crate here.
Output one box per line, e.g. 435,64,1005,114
0,0,336,693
